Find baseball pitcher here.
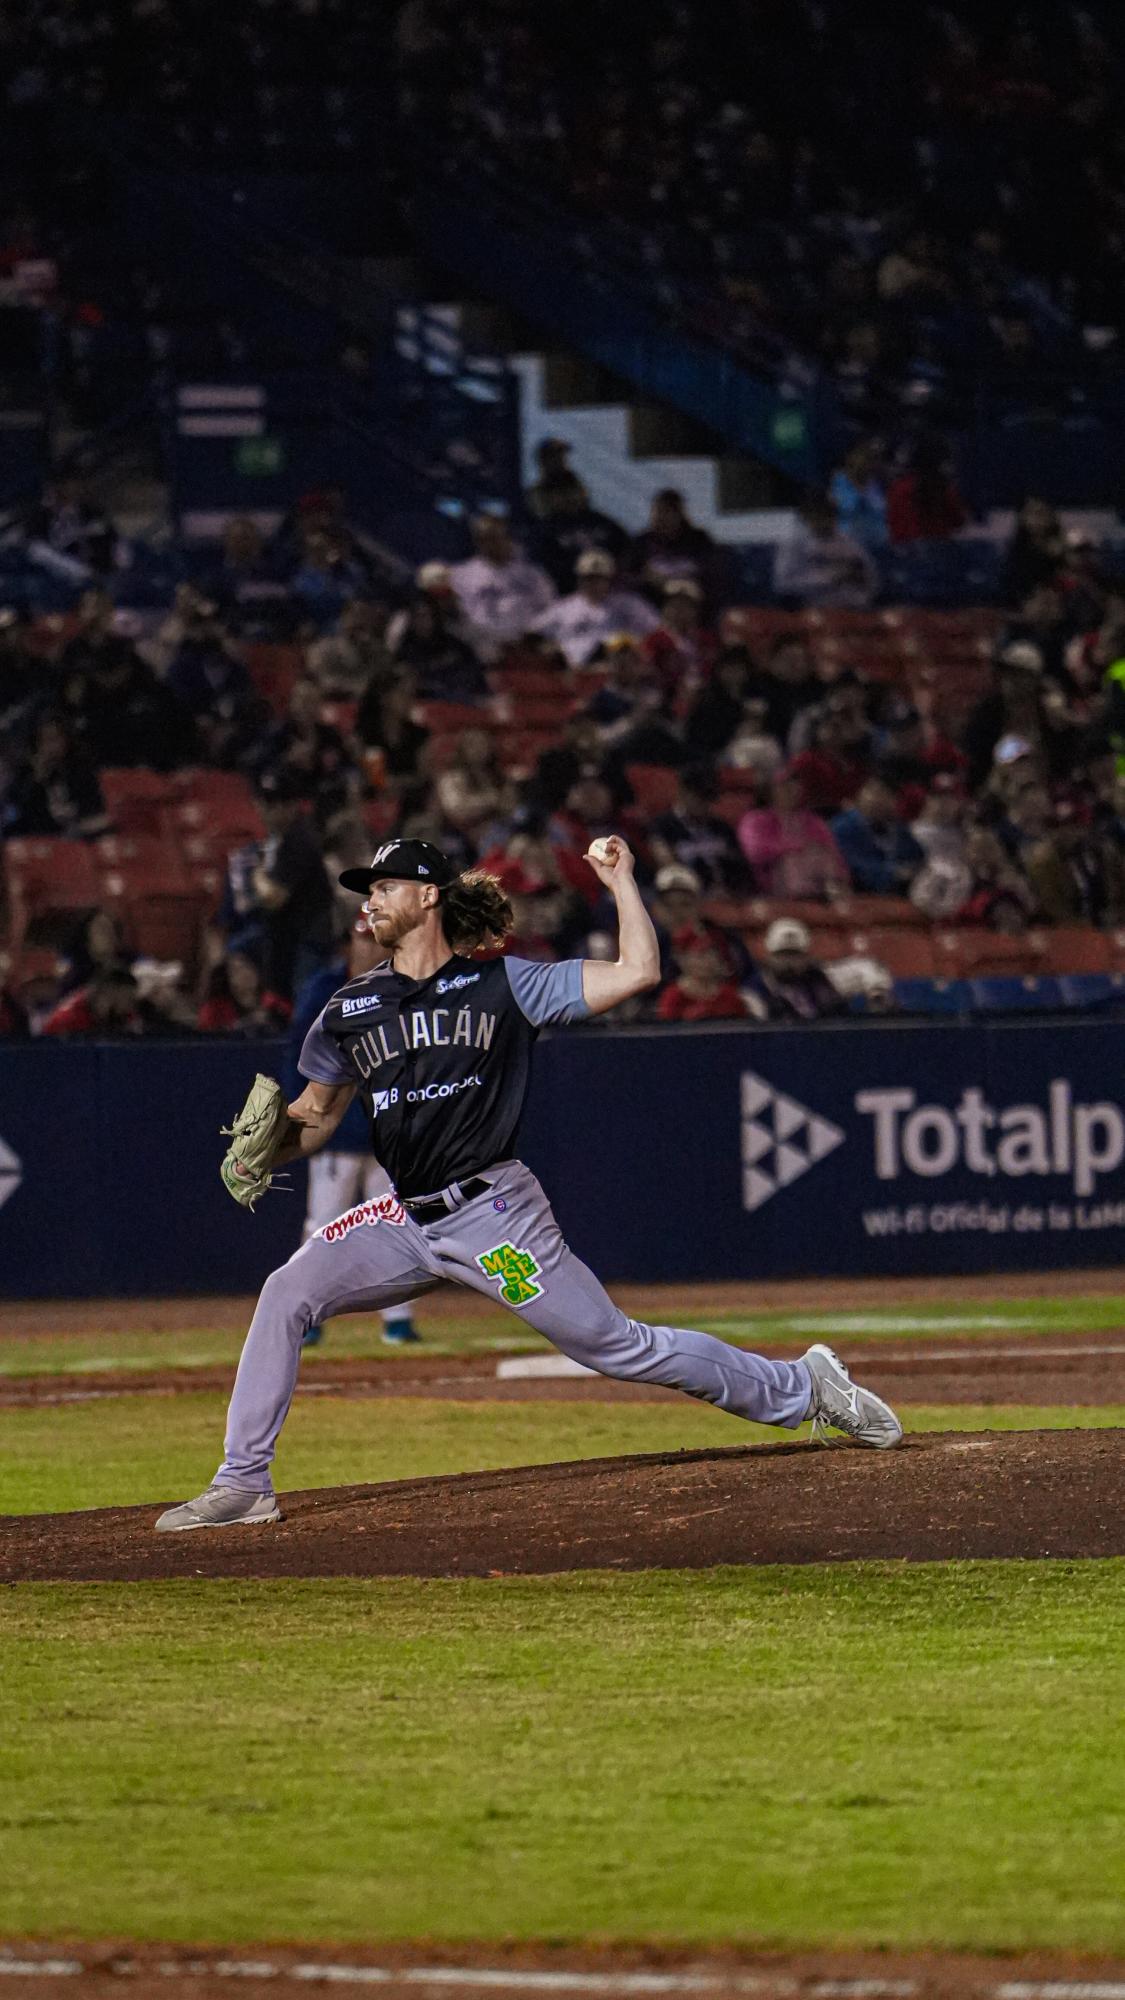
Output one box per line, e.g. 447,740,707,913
157,836,900,1530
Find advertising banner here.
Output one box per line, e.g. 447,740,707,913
2,1021,1125,1297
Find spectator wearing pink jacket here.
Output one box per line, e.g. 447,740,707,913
737,768,848,899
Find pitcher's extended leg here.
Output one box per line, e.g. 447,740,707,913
216,1217,439,1492
437,1167,811,1428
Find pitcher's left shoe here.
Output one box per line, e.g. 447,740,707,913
155,1485,281,1531
802,1343,903,1449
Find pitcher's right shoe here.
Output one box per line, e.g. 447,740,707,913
802,1343,903,1449
155,1485,281,1532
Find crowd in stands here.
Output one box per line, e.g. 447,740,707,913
4,445,1125,1042
5,2,1125,454
411,1,1125,422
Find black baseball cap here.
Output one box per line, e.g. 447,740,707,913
338,839,457,894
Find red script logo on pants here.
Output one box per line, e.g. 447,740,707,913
319,1195,406,1242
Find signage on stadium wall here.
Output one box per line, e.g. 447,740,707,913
528,1020,1125,1282
3,1023,1125,1297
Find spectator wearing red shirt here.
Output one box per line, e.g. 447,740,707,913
886,442,967,544
787,708,870,815
657,930,747,1022
42,963,143,1038
198,947,291,1034
641,580,716,710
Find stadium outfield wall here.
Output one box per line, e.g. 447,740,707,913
3,1022,1125,1298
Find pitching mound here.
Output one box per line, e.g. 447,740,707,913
2,1429,1122,1584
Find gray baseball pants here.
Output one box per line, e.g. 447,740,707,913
216,1158,813,1493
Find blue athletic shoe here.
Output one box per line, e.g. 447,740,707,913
382,1317,421,1345
302,1323,323,1347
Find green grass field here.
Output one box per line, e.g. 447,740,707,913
3,1565,1122,1948
2,1293,1122,1956
2,1391,1124,1517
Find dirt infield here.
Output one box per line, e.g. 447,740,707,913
2,1942,1124,1999
2,1429,1121,1584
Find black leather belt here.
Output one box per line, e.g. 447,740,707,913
403,1176,492,1227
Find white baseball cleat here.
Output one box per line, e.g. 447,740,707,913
801,1342,903,1449
154,1485,281,1532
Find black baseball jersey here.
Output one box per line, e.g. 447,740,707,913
298,953,588,1199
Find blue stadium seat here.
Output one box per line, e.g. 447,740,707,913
1057,973,1125,1012
893,977,970,1015
968,976,1063,1014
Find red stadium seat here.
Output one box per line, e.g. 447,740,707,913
4,837,101,912
100,767,177,835
838,928,938,977
113,894,209,967
831,895,926,930
95,835,191,887
162,797,265,846
175,769,261,814
495,665,574,700
1040,928,1113,975
934,928,1050,978
96,848,193,898
417,701,492,733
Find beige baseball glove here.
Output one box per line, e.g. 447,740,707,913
219,1073,292,1210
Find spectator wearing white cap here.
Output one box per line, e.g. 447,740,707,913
531,550,660,667
641,579,716,706
744,919,849,1023
386,563,473,654
449,516,556,658
650,863,749,984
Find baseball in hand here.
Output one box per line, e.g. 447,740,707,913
588,837,617,864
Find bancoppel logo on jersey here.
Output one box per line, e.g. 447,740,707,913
370,1075,483,1115
435,972,480,995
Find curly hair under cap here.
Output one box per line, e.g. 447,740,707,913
440,869,515,955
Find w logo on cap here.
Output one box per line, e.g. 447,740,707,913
371,842,401,866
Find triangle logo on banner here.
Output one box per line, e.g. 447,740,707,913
0,1135,22,1215
739,1071,845,1214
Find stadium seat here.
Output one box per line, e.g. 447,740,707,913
894,977,970,1015
934,928,1050,978
494,665,573,700
95,836,191,888
418,701,491,733
840,929,937,977
100,767,178,835
101,882,210,967
968,976,1064,1014
175,769,261,814
1057,973,1125,1011
162,797,266,846
96,846,194,897
831,895,925,930
1040,928,1113,974
4,838,101,912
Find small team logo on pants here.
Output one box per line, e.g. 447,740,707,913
476,1242,543,1307
319,1195,406,1242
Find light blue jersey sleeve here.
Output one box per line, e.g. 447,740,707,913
298,1008,355,1085
503,955,590,1027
